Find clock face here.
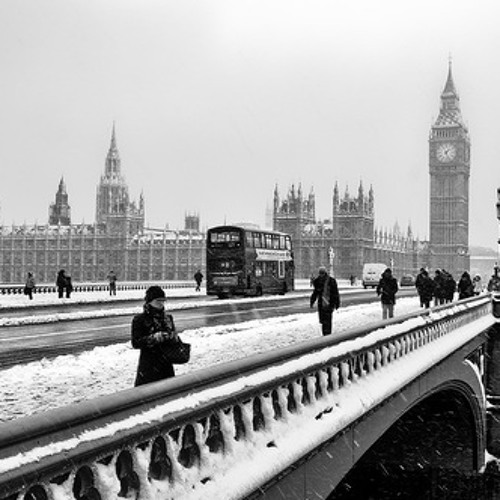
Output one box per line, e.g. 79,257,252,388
436,143,457,163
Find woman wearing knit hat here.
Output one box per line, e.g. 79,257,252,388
131,285,180,386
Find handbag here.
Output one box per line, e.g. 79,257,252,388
162,337,191,364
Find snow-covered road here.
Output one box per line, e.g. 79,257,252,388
1,294,422,423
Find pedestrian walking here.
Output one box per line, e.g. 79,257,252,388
24,272,36,300
376,268,398,319
310,266,340,336
194,270,203,292
56,269,67,299
415,268,434,309
433,269,446,306
473,274,483,295
457,271,474,300
107,270,117,296
442,269,456,303
65,274,73,298
488,267,500,292
132,285,180,386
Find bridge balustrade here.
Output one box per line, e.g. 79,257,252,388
0,281,194,295
0,295,492,500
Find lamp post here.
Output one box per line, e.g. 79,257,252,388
328,247,335,277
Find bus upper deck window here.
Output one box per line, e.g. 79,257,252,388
253,234,261,248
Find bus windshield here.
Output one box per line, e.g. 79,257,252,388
208,230,242,248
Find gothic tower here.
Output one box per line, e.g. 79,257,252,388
49,177,71,226
429,61,470,276
332,181,375,278
95,124,145,235
272,183,315,239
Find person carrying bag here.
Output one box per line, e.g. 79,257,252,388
131,285,191,387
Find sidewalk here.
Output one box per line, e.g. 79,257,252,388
0,279,361,311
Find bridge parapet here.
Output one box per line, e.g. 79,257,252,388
0,296,493,500
0,281,194,295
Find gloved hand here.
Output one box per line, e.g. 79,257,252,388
153,332,164,343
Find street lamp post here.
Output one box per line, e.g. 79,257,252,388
328,247,335,277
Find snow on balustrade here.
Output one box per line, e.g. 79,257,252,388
0,296,493,499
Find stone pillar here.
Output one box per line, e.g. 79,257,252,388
486,319,500,457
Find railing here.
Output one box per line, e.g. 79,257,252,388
0,281,194,295
0,295,492,500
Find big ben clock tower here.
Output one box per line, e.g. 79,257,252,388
429,61,470,276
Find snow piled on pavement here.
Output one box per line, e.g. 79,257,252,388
1,296,421,422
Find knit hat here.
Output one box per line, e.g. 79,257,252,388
144,285,166,303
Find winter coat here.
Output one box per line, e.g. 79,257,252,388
457,273,474,300
25,275,35,289
310,274,340,312
443,272,456,301
433,272,446,300
376,270,398,305
415,271,434,302
194,271,203,284
56,271,67,289
473,277,483,295
132,305,178,386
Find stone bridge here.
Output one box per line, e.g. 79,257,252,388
1,295,500,499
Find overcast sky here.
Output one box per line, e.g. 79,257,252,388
1,0,499,248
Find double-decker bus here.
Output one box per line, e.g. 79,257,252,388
206,225,294,298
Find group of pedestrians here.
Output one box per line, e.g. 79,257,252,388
415,268,484,309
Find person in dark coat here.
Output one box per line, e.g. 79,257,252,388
457,271,474,300
56,269,67,299
65,274,73,298
310,266,340,336
132,285,180,386
376,268,398,319
194,270,203,292
107,270,117,296
24,272,36,300
442,269,456,303
415,268,434,309
433,269,446,306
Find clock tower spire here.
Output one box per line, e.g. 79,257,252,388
428,61,470,276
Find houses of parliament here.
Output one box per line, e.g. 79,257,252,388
0,63,469,283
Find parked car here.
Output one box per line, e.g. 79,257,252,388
400,274,416,287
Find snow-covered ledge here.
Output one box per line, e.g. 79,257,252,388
0,296,493,500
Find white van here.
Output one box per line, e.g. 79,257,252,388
362,263,387,289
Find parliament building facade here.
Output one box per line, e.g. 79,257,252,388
0,63,469,284
0,127,205,284
273,62,469,280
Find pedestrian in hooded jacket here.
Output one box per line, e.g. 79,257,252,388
376,268,398,319
132,285,180,386
457,271,474,300
310,267,340,336
415,268,434,309
433,269,446,306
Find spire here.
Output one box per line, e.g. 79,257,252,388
105,122,121,177
58,176,67,194
273,183,280,212
439,58,460,114
432,59,467,134
442,56,458,98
